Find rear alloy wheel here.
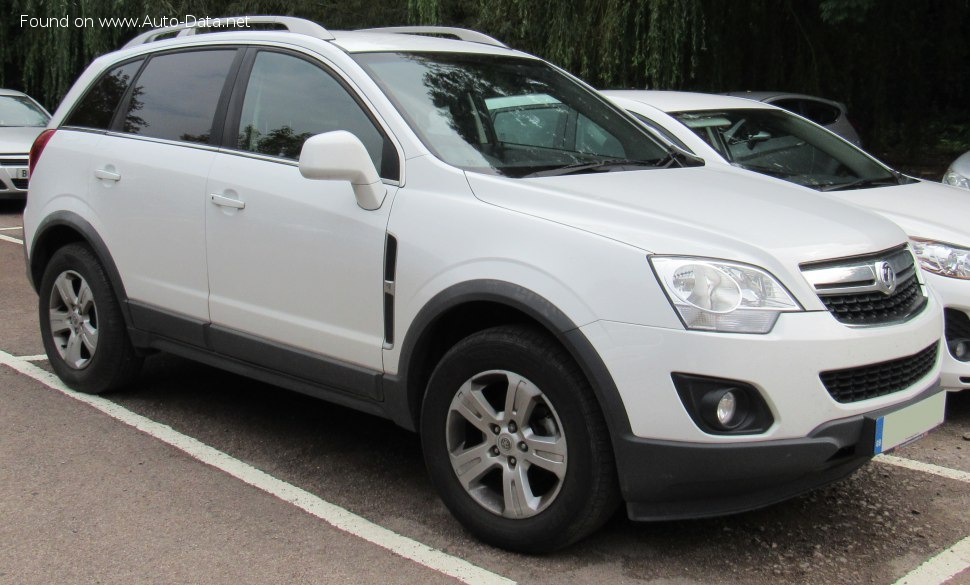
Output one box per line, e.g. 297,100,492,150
48,270,99,369
422,325,618,553
39,243,142,393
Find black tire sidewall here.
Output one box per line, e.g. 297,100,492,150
38,244,133,393
421,327,608,552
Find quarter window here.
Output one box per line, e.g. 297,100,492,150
119,50,236,144
63,60,142,130
236,51,393,178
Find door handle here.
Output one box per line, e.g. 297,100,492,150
210,193,246,210
94,168,121,181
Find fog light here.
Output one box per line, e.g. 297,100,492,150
700,387,748,431
716,391,737,425
951,338,970,362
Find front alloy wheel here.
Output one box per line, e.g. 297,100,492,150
421,325,619,553
446,370,567,519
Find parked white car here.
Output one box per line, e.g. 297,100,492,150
944,151,970,190
0,89,50,200
25,18,946,552
605,90,970,392
724,90,862,147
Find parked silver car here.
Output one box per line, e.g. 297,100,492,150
724,91,862,147
0,89,51,200
944,151,970,190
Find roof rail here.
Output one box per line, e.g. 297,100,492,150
122,16,335,49
357,26,507,48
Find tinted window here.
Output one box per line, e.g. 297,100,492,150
0,96,49,127
236,51,392,177
64,60,141,130
671,108,895,190
120,50,236,143
770,98,802,115
800,99,841,126
355,52,669,178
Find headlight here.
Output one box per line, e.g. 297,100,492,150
651,256,802,334
910,238,970,280
943,169,970,190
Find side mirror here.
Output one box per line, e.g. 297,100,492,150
299,130,386,210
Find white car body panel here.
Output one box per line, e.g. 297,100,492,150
205,152,392,370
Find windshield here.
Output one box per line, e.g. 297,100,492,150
0,95,49,127
670,108,902,190
354,52,672,177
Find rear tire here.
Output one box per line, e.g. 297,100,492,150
39,243,142,393
421,325,619,553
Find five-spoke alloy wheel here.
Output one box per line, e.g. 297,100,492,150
39,243,142,394
422,325,619,553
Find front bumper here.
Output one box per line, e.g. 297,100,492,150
0,156,29,199
925,272,970,391
580,293,943,517
618,384,943,521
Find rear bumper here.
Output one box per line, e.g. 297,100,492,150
618,384,943,521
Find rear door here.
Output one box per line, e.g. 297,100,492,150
204,48,400,380
92,48,240,327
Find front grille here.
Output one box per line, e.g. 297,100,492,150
802,246,927,325
820,275,925,325
0,158,28,166
820,343,938,403
11,178,28,190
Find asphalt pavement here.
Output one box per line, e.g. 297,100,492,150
1,200,968,585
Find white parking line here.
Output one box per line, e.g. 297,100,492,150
876,454,970,483
19,354,48,361
0,350,516,585
0,226,22,231
893,535,970,585
0,233,23,245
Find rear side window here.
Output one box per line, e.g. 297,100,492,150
799,100,841,126
234,50,397,179
63,60,142,130
119,50,236,144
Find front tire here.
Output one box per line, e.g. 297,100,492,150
421,325,619,553
39,243,142,393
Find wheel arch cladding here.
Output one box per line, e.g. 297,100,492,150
30,212,130,322
385,279,633,443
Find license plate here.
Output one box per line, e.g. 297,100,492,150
873,391,946,454
15,167,28,179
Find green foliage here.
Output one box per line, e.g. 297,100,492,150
1,0,967,162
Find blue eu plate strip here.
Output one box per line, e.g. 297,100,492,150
874,417,885,455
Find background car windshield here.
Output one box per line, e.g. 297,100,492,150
354,52,667,177
671,108,895,189
0,96,49,127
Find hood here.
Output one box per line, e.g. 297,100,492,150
836,179,970,248
465,164,907,296
0,126,45,154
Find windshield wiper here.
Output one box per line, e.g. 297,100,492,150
523,156,677,178
818,177,901,192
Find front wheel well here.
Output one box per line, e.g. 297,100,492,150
403,300,569,429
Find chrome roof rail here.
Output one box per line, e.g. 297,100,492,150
122,16,335,49
356,26,507,48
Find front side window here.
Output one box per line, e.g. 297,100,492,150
0,95,49,127
64,60,142,130
235,51,393,178
671,108,900,190
355,52,675,178
120,49,236,144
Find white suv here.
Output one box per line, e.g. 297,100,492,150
24,18,947,552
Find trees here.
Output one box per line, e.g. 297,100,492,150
3,0,966,163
